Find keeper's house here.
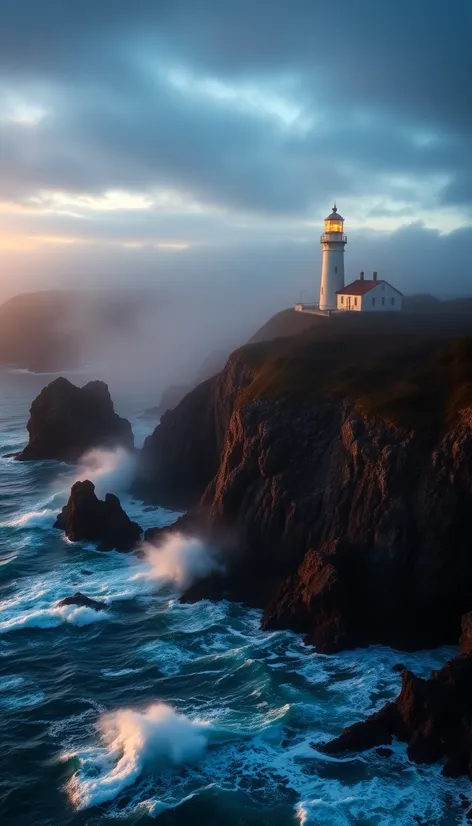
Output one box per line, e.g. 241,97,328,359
336,271,403,312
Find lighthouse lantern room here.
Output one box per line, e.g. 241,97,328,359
319,205,347,311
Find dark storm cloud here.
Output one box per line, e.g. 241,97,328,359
0,0,471,218
2,0,470,133
185,1,472,128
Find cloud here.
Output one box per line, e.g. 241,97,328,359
0,0,471,302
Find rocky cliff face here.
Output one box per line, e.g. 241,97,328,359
134,354,255,508
136,349,472,653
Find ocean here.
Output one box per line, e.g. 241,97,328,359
0,366,468,825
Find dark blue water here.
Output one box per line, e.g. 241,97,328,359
0,367,468,825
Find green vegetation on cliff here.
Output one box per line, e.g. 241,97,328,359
236,311,472,432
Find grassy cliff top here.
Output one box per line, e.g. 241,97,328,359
236,311,472,432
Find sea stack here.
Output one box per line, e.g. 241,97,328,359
17,377,134,462
54,480,142,551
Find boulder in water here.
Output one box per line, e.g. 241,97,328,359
16,377,134,462
55,479,142,551
57,592,107,611
321,612,472,779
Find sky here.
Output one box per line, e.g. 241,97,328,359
0,0,471,305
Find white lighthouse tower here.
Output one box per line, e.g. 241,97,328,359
319,205,347,311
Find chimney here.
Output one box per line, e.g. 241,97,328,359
360,271,364,281
373,271,378,281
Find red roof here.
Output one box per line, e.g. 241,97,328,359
336,279,382,296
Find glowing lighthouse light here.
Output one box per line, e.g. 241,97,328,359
319,204,347,311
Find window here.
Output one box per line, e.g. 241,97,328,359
372,297,376,306
325,220,343,233
391,297,395,306
335,266,338,273
321,287,323,295
354,297,358,307
341,295,344,304
382,297,385,305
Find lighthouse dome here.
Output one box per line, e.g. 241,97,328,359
325,204,344,222
324,204,344,233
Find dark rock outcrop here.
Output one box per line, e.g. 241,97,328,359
322,614,472,779
17,377,134,462
57,592,107,611
201,390,472,651
138,343,472,653
134,354,254,508
55,480,142,551
460,611,472,655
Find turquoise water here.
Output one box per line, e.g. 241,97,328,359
0,367,469,825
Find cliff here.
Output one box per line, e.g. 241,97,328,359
134,355,254,508
136,318,472,652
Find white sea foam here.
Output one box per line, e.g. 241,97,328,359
67,702,210,809
6,509,56,529
79,706,470,825
292,759,458,826
0,603,110,633
136,534,224,592
1,424,467,826
0,529,224,635
0,545,149,635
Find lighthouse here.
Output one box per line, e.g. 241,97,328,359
319,205,347,311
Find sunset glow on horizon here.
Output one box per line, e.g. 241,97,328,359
0,1,470,299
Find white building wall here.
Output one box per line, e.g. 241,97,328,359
361,282,403,311
319,240,345,311
337,282,403,312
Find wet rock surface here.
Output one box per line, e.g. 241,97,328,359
17,377,134,462
140,349,472,653
321,613,472,779
55,480,142,551
57,592,107,611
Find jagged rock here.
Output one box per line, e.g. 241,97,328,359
198,385,472,650
134,353,255,508
16,377,134,462
57,592,107,611
460,611,472,655
375,747,393,758
134,377,220,508
55,480,142,551
136,341,472,652
261,545,351,653
321,614,472,776
321,651,472,780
